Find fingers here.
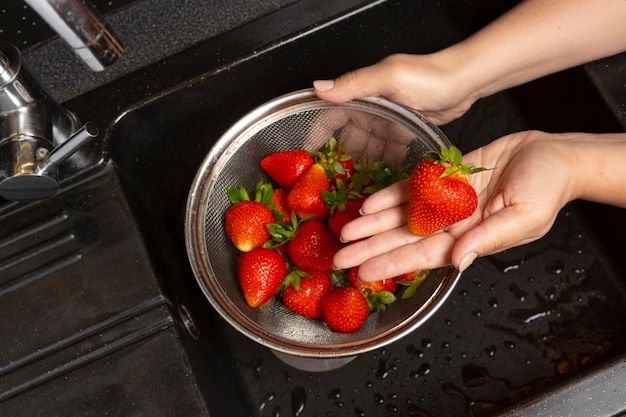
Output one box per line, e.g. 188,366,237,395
360,180,409,215
313,63,390,103
335,231,457,282
333,225,422,271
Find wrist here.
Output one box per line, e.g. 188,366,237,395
570,132,626,207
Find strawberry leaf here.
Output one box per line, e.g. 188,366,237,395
397,270,430,299
226,186,250,204
448,145,463,165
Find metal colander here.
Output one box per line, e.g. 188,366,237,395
185,89,462,359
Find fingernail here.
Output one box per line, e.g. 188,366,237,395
339,236,350,244
313,79,334,92
458,252,477,272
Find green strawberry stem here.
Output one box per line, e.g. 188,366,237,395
424,145,491,178
310,136,351,179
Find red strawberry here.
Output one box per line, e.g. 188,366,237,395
327,197,364,239
225,200,274,252
319,286,369,333
237,247,286,307
269,188,290,220
408,146,488,236
347,266,397,294
288,220,343,273
286,163,331,220
260,150,314,190
225,182,277,252
282,272,331,319
347,266,397,312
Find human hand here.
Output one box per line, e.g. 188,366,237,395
332,130,580,281
314,52,478,126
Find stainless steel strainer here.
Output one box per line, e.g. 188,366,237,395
185,89,462,361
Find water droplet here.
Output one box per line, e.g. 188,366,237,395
472,309,482,317
328,388,341,399
411,362,431,378
486,256,522,273
459,289,469,298
504,340,516,350
354,407,366,417
246,357,264,380
291,386,306,417
488,297,498,308
508,283,527,301
258,392,275,411
374,393,385,405
484,345,497,357
545,259,564,274
386,404,399,413
444,318,452,326
375,359,391,380
421,339,432,349
508,307,551,324
271,404,281,417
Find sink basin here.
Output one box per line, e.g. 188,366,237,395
2,0,625,415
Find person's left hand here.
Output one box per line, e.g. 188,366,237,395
332,130,580,281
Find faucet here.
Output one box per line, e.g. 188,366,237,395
0,42,98,202
23,0,124,72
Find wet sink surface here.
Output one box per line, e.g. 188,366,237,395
3,0,626,415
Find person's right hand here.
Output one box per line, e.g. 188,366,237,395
314,52,478,126
332,130,590,281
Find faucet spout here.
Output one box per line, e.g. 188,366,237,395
23,0,124,72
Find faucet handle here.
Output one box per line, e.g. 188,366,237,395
0,122,98,202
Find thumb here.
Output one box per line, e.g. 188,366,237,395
313,63,390,103
451,205,553,272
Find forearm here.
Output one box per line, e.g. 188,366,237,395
446,0,626,100
569,132,626,208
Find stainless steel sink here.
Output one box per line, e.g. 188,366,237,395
2,0,625,415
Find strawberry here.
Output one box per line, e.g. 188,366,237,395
347,266,397,312
282,272,331,319
225,182,277,252
260,150,314,190
327,197,364,239
288,220,343,273
347,266,397,294
237,247,287,307
286,163,331,220
269,188,290,221
319,286,369,333
408,145,488,236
